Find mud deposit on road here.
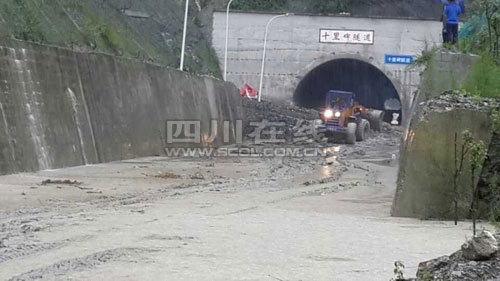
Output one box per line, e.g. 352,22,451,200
0,127,483,280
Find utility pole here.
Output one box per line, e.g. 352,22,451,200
258,13,293,102
180,0,189,71
223,0,236,81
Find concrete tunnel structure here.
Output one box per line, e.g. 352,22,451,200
294,58,402,123
212,11,443,126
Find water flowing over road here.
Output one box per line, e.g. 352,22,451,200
0,129,480,280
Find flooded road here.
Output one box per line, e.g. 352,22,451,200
0,130,481,280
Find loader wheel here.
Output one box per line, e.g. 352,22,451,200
345,122,357,144
368,110,385,132
356,119,371,141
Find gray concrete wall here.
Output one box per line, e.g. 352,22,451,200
421,51,479,100
402,51,479,134
392,108,492,219
212,11,442,124
0,39,244,175
391,52,486,220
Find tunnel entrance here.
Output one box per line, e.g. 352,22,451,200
294,59,402,123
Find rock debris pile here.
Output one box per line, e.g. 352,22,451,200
421,91,499,116
416,231,500,281
242,98,323,145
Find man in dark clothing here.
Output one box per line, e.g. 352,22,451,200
441,13,448,43
444,0,463,44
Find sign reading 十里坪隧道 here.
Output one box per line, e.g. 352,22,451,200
319,29,374,44
385,54,414,65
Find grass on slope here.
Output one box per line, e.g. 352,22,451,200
0,0,221,77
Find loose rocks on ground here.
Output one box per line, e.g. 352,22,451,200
416,231,500,281
461,231,498,261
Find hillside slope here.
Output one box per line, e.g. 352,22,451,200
233,0,445,19
0,0,223,76
0,0,445,78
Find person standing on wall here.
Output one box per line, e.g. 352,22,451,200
444,0,463,44
441,12,448,43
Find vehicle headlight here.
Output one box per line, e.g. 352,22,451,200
323,109,334,119
334,111,341,118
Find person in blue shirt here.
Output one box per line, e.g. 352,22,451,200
444,0,463,44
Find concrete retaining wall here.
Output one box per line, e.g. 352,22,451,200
0,39,244,175
391,51,491,220
392,107,493,219
402,51,479,133
420,51,479,100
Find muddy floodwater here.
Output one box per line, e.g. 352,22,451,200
0,129,483,280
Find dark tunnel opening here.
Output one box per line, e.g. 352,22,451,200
294,59,402,124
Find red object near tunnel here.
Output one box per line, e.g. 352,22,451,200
240,83,258,99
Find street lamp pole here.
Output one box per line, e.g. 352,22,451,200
223,0,235,81
180,0,189,71
258,13,292,102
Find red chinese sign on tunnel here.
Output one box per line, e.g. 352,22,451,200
319,29,374,45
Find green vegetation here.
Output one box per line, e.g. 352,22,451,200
459,0,499,61
414,48,438,99
452,129,490,235
467,139,488,235
78,3,127,56
390,261,406,281
421,272,434,281
453,130,473,225
413,48,437,67
458,0,500,98
0,0,221,76
462,53,500,98
5,0,46,42
489,173,500,228
492,108,500,133
488,109,500,230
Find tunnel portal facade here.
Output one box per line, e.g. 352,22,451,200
212,11,443,125
294,58,402,123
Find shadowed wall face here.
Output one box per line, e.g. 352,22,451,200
392,109,493,219
294,59,401,121
0,40,244,175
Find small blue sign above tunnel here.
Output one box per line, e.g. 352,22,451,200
385,54,414,65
